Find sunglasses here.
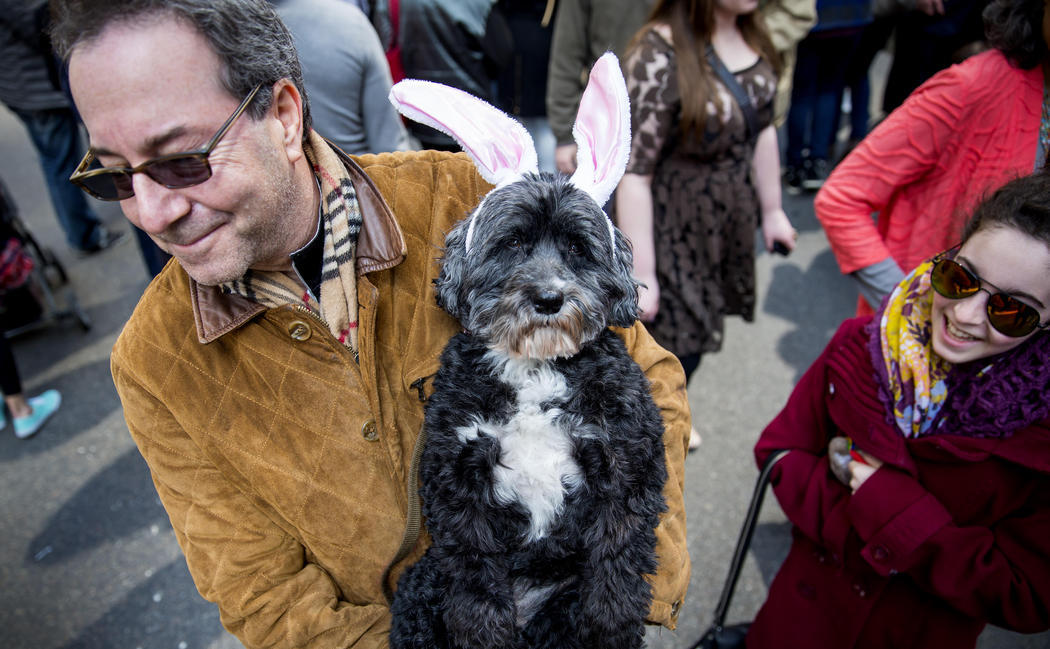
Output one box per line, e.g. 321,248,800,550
70,84,262,201
930,255,1049,338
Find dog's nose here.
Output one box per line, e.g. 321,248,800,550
532,289,564,315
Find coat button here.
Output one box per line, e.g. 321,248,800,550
872,545,890,562
288,320,312,341
828,382,836,395
670,600,681,617
361,419,378,441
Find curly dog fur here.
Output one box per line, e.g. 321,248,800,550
389,173,668,649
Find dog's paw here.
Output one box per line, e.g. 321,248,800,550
443,595,517,649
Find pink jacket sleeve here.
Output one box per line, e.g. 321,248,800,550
814,53,1007,274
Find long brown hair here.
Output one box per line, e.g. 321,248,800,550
631,0,782,139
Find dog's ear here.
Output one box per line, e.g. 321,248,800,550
389,79,538,188
608,228,640,328
568,52,630,209
434,219,469,321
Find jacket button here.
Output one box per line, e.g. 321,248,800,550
288,320,312,341
828,382,835,395
361,419,378,441
670,600,681,617
872,545,890,562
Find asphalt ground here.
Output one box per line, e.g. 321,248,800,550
2,85,1048,648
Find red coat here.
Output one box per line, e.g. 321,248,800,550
814,50,1042,316
748,318,1050,649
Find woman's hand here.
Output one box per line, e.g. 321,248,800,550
636,273,659,322
761,208,797,254
848,449,882,492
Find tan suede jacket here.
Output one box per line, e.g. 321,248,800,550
111,149,691,649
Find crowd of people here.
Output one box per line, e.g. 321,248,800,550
2,0,1049,648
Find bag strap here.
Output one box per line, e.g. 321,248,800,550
705,45,759,141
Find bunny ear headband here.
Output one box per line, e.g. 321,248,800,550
388,52,631,255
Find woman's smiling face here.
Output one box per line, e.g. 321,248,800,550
931,225,1050,364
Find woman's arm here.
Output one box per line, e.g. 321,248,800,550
615,173,658,320
751,123,796,252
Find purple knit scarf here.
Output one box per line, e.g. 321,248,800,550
867,300,1050,439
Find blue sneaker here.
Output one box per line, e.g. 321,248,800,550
14,389,61,439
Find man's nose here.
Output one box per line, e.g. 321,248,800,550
127,173,190,235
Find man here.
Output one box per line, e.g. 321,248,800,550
49,1,691,647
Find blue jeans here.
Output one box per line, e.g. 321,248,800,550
12,107,104,251
785,30,863,166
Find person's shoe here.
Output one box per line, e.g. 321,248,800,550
802,158,830,191
783,165,804,195
77,227,128,256
688,426,702,452
13,389,61,439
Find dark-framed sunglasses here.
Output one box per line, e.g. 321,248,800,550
70,84,263,201
930,253,1049,338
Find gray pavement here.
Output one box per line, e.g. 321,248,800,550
1,97,1047,649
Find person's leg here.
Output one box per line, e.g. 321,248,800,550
785,37,820,169
11,107,105,251
0,334,62,438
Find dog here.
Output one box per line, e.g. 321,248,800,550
387,54,668,649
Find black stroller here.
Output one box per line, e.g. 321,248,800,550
0,177,90,336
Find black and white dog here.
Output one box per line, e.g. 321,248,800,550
388,54,668,649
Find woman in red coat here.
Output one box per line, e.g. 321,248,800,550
748,171,1050,649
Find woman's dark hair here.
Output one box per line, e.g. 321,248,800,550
49,0,311,137
983,0,1048,69
962,170,1050,248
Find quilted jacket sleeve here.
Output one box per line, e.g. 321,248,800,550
615,321,692,628
111,347,393,649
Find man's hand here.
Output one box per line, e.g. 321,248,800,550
555,143,578,174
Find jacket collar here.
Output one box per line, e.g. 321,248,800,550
191,140,407,343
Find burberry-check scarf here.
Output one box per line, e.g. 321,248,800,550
221,131,362,355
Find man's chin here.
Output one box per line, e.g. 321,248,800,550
176,258,246,287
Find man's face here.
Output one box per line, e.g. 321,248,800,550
68,17,310,286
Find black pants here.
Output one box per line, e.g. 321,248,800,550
0,334,22,396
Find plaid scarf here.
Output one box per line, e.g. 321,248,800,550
221,131,362,355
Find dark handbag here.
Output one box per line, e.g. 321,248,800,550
704,45,760,142
690,449,789,649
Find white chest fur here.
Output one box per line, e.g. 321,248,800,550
456,357,584,542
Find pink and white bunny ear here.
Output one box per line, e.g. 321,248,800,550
389,79,538,188
568,52,631,208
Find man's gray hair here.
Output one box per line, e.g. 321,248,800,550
50,0,312,137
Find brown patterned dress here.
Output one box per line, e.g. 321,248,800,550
621,28,777,358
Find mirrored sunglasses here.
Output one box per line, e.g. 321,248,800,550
930,256,1048,338
70,84,262,201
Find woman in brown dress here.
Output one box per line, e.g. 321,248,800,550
615,0,797,448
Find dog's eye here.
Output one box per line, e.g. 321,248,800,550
506,237,522,250
568,241,583,256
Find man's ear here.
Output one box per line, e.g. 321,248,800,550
271,79,305,162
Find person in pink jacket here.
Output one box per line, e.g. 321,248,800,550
814,0,1046,316
749,171,1050,649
